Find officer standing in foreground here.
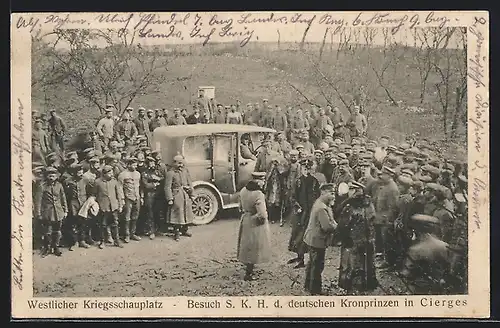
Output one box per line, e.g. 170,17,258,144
94,165,125,249
165,155,194,241
118,157,142,243
64,163,91,250
303,183,338,295
237,171,271,281
35,166,68,257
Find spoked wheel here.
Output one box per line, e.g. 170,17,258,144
191,186,219,225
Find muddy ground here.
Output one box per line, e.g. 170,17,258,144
33,212,411,297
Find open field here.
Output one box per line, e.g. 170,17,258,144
32,42,467,159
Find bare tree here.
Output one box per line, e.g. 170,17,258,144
277,29,281,50
319,27,329,61
362,27,378,49
450,27,467,139
411,27,457,105
34,29,174,116
366,28,399,107
300,17,315,52
431,27,465,139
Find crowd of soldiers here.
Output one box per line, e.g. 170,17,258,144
31,93,467,296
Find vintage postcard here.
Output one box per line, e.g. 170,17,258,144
11,11,489,319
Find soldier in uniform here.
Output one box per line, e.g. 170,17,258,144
282,150,301,220
34,167,68,257
272,105,288,132
400,214,450,294
330,106,346,139
118,157,142,243
237,171,271,281
165,155,194,241
226,104,243,124
303,183,338,295
276,131,292,159
301,133,315,156
337,181,378,294
168,108,188,126
115,113,138,152
94,165,125,249
134,107,151,146
320,148,335,183
264,155,284,224
155,108,168,126
213,104,226,124
141,157,163,240
82,156,102,244
32,118,50,165
390,174,415,270
96,108,115,150
48,109,67,152
287,158,321,269
372,166,400,268
64,163,91,250
32,165,45,249
255,139,273,172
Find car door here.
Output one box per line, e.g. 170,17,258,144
212,133,237,194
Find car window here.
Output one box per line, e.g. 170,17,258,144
183,136,211,161
213,134,233,161
250,132,265,152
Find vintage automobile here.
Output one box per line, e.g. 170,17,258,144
152,124,276,225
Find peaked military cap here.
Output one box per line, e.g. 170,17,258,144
88,156,100,163
69,163,83,172
339,159,349,166
349,181,365,190
397,175,414,186
411,214,439,225
382,166,396,176
251,171,266,179
419,175,432,183
102,165,114,174
45,166,58,175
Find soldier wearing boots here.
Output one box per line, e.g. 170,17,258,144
95,165,124,249
64,163,91,250
288,158,321,269
34,166,68,257
141,156,162,239
165,155,194,241
118,157,142,243
82,156,101,245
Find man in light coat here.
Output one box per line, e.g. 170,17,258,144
303,183,338,295
165,155,194,241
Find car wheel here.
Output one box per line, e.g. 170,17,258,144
191,186,219,225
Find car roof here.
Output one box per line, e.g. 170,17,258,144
153,124,276,137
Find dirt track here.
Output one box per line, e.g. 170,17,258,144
33,213,410,297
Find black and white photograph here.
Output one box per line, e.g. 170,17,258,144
11,11,489,318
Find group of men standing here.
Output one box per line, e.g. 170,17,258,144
32,105,200,257
242,125,468,296
31,96,467,297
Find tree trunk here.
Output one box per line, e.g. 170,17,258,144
277,29,281,50
330,31,334,52
300,23,312,52
319,28,329,61
451,87,462,139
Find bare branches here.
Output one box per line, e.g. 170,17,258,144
287,82,319,107
32,28,175,116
